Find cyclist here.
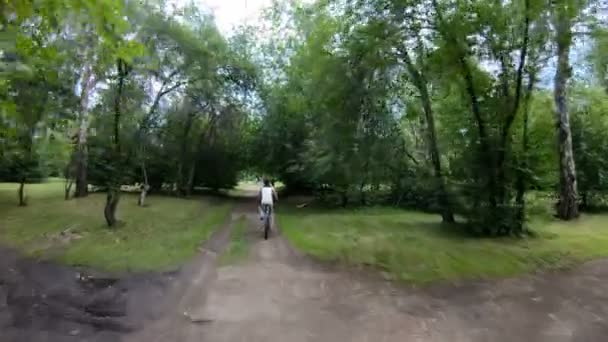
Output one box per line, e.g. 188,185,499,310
258,178,278,224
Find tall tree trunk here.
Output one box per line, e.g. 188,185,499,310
496,0,531,206
18,129,34,207
460,58,497,209
18,178,26,206
177,112,195,196
554,10,579,220
185,116,218,196
581,191,588,210
74,142,88,197
65,178,74,200
432,0,497,212
104,187,120,227
138,160,150,206
74,65,97,198
515,72,536,232
136,85,165,202
400,48,455,223
340,190,348,208
64,159,75,200
186,163,196,197
104,59,128,227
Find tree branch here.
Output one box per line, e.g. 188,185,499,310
159,81,185,97
502,0,531,146
432,0,497,207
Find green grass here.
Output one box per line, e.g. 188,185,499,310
219,216,250,265
0,181,233,272
278,206,608,284
226,181,286,198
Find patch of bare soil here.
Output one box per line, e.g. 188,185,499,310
0,245,175,342
28,228,85,259
0,200,238,342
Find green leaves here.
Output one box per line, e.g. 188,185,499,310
590,28,608,92
570,87,608,200
115,39,145,63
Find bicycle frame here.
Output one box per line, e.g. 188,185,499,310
262,204,272,239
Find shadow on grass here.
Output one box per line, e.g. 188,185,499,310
425,220,548,241
581,205,608,214
418,221,479,239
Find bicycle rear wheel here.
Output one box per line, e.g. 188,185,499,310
263,214,270,239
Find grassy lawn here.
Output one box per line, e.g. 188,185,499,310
226,181,286,197
278,206,608,284
0,181,233,273
219,216,250,265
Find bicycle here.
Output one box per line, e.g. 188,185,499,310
261,204,272,240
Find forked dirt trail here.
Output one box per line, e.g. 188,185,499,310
128,200,608,342
3,200,606,342
197,208,429,342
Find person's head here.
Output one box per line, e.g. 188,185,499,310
263,178,271,187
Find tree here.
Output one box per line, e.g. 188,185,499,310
419,0,547,234
552,0,583,220
4,0,606,238
570,87,608,209
73,38,102,198
366,0,456,222
103,58,132,227
590,28,608,93
134,12,201,204
8,22,68,205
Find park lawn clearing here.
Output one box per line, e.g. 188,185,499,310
0,181,233,273
219,216,249,265
226,180,286,198
278,206,608,285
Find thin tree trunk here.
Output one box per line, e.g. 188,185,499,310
104,59,128,227
460,58,497,208
186,163,196,197
113,63,124,154
432,0,497,211
176,162,184,196
136,78,183,201
18,129,34,207
177,112,195,196
496,0,531,205
18,178,26,206
581,191,588,210
359,160,369,206
515,72,536,233
400,48,454,223
138,160,149,206
104,187,120,227
65,178,74,200
64,158,75,200
75,65,97,198
341,191,348,208
359,181,366,206
139,185,149,206
74,142,88,197
554,11,579,220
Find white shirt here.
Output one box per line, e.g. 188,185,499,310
261,187,274,205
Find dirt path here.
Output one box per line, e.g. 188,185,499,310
154,203,606,342
4,199,606,341
124,208,238,342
